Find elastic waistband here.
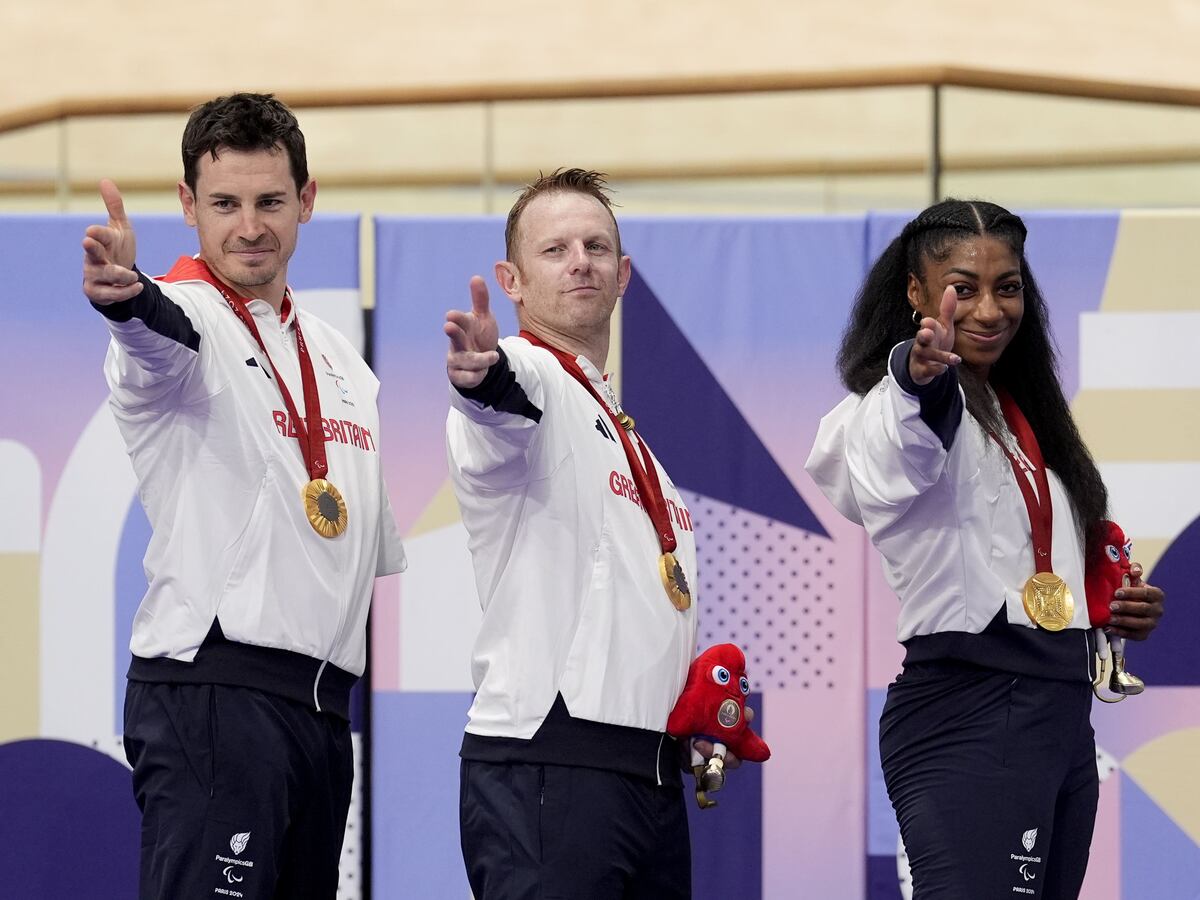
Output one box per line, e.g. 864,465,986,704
461,693,682,788
127,619,357,721
902,607,1097,683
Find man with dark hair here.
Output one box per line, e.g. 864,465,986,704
444,169,698,898
82,92,405,900
181,92,309,194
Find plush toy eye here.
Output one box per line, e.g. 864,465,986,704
1123,540,1133,560
711,665,731,685
739,676,751,695
1105,545,1120,563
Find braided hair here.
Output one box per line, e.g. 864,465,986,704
837,198,1109,552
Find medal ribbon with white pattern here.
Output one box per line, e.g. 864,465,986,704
519,330,691,610
987,387,1073,630
170,256,347,538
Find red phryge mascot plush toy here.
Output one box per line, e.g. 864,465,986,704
1085,520,1144,700
667,644,770,808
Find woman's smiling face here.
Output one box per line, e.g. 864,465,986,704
908,234,1025,381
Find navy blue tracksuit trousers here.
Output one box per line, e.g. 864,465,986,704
460,759,691,899
880,661,1099,900
124,681,354,900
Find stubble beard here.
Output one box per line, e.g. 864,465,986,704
222,235,283,289
220,246,281,290
230,264,278,288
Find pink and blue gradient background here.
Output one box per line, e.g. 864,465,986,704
5,209,1197,898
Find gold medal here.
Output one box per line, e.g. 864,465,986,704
1022,571,1074,631
659,551,691,611
303,479,348,538
616,410,636,432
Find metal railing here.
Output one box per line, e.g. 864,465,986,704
4,65,1200,209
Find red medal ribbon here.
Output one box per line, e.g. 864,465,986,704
519,330,677,554
988,388,1053,573
162,256,329,482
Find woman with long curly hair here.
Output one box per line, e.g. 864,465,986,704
806,198,1165,898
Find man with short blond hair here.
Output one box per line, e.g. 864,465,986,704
444,169,697,898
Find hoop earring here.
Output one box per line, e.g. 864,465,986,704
911,308,922,326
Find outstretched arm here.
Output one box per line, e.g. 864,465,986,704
445,275,548,486
85,179,204,401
